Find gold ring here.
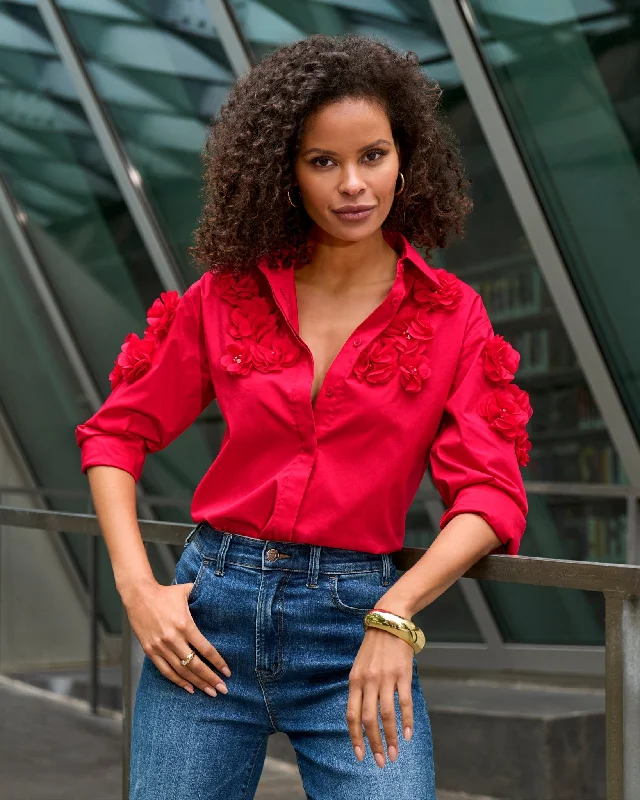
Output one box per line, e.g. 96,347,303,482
180,651,195,666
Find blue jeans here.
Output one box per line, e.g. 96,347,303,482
129,522,436,799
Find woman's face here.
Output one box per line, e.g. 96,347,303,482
293,97,401,243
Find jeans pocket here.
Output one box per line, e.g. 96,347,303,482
329,570,389,615
173,541,209,605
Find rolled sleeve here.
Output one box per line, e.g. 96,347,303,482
429,293,529,554
75,282,215,483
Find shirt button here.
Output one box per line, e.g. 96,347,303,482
392,297,400,306
353,337,362,347
326,386,334,396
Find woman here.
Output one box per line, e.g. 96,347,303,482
76,33,531,800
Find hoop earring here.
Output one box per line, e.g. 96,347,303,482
288,186,300,208
394,172,405,197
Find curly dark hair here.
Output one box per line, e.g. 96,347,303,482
189,33,472,276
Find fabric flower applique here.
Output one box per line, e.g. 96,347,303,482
482,334,520,385
109,290,181,391
412,269,463,311
353,269,459,394
478,333,533,466
478,383,533,440
214,273,302,376
515,430,532,467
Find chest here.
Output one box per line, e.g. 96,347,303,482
294,277,396,407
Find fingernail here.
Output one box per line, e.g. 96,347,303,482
204,686,217,697
375,752,385,768
184,685,194,694
354,745,363,761
216,683,228,694
388,745,397,761
404,726,412,741
222,666,232,677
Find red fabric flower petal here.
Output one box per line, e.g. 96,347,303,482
228,297,277,339
221,340,253,375
515,431,532,467
145,290,180,341
413,271,462,311
483,334,520,385
216,273,301,379
109,359,124,391
250,329,301,372
387,304,434,346
116,332,156,382
478,383,533,440
213,273,260,305
399,352,432,392
355,339,400,384
395,336,429,359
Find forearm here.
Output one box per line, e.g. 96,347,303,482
376,513,501,619
87,465,156,603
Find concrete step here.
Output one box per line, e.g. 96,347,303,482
0,674,490,800
9,666,606,799
425,675,604,800
266,675,605,800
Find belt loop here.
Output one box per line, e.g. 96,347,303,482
215,532,232,576
306,545,321,589
184,521,202,548
381,553,392,586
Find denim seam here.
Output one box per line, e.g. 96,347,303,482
291,744,312,800
201,557,382,575
240,731,270,800
273,569,292,678
329,574,384,615
215,532,232,576
188,555,210,604
256,673,280,732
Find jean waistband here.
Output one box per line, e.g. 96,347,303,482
185,521,396,587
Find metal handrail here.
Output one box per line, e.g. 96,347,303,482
0,505,637,800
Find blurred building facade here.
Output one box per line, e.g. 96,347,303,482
0,0,639,677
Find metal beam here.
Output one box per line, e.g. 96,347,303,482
422,641,605,676
428,0,640,493
37,0,185,294
0,173,176,579
0,175,102,410
205,0,255,76
623,595,640,799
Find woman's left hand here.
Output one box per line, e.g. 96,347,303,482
346,625,415,767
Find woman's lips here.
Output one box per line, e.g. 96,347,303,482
332,207,375,222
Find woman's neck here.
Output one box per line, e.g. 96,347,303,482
299,228,399,289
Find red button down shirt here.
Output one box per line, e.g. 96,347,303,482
76,230,531,555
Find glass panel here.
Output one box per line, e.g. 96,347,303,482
226,1,630,647
57,0,238,284
0,208,126,632
467,0,640,443
0,1,222,528
481,493,627,645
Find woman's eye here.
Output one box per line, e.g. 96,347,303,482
364,149,387,163
312,156,334,168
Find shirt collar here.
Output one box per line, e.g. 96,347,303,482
381,229,441,287
257,229,440,287
255,230,440,328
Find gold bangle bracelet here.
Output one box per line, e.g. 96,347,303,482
363,609,426,654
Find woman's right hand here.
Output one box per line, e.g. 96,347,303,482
122,578,232,696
